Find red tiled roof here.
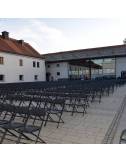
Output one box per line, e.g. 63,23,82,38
0,32,41,59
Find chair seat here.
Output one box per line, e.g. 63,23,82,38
30,108,46,117
1,122,24,129
18,125,40,133
46,109,62,114
0,120,9,125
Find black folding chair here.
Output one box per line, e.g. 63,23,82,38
44,98,65,128
0,93,46,144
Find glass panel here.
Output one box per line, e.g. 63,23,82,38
91,58,115,76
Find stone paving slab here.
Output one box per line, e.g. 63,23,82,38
112,99,126,144
41,85,126,144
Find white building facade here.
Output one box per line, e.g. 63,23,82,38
0,52,45,83
46,62,69,81
0,31,45,83
46,62,90,81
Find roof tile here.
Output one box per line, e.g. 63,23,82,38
0,34,41,59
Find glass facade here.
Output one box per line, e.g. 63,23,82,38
68,58,116,80
92,58,115,79
68,65,90,80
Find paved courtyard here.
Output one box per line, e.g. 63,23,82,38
1,85,126,144
41,85,126,144
112,93,126,144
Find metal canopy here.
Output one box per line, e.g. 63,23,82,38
69,59,102,69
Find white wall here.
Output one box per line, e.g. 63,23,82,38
116,57,126,77
46,62,69,81
0,52,45,83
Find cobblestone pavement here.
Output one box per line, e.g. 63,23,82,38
41,85,126,144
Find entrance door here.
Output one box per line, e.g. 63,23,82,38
46,73,51,81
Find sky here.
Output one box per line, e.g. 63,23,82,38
0,18,126,54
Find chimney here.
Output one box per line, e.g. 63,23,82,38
18,40,24,45
2,31,9,39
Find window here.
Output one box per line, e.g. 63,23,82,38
57,72,60,76
56,64,60,67
19,59,23,66
33,61,36,67
103,69,115,74
0,57,4,65
37,62,40,68
34,75,38,81
0,75,4,81
47,65,50,68
19,75,24,81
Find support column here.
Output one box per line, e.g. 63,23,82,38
89,60,92,80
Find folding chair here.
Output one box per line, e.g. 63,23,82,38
0,93,32,143
0,93,46,144
16,107,46,144
44,98,65,128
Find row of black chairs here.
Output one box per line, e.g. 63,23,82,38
0,79,125,143
0,91,65,143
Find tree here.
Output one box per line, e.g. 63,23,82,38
123,38,126,44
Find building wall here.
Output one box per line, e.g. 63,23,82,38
0,52,45,83
46,59,118,80
116,57,126,77
46,62,69,81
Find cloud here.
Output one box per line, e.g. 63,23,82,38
1,19,94,54
26,20,75,53
0,19,72,53
0,18,125,54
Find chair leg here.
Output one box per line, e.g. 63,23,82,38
57,113,63,128
44,113,49,127
32,133,46,144
71,105,76,116
16,132,22,144
0,129,7,144
82,105,86,116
